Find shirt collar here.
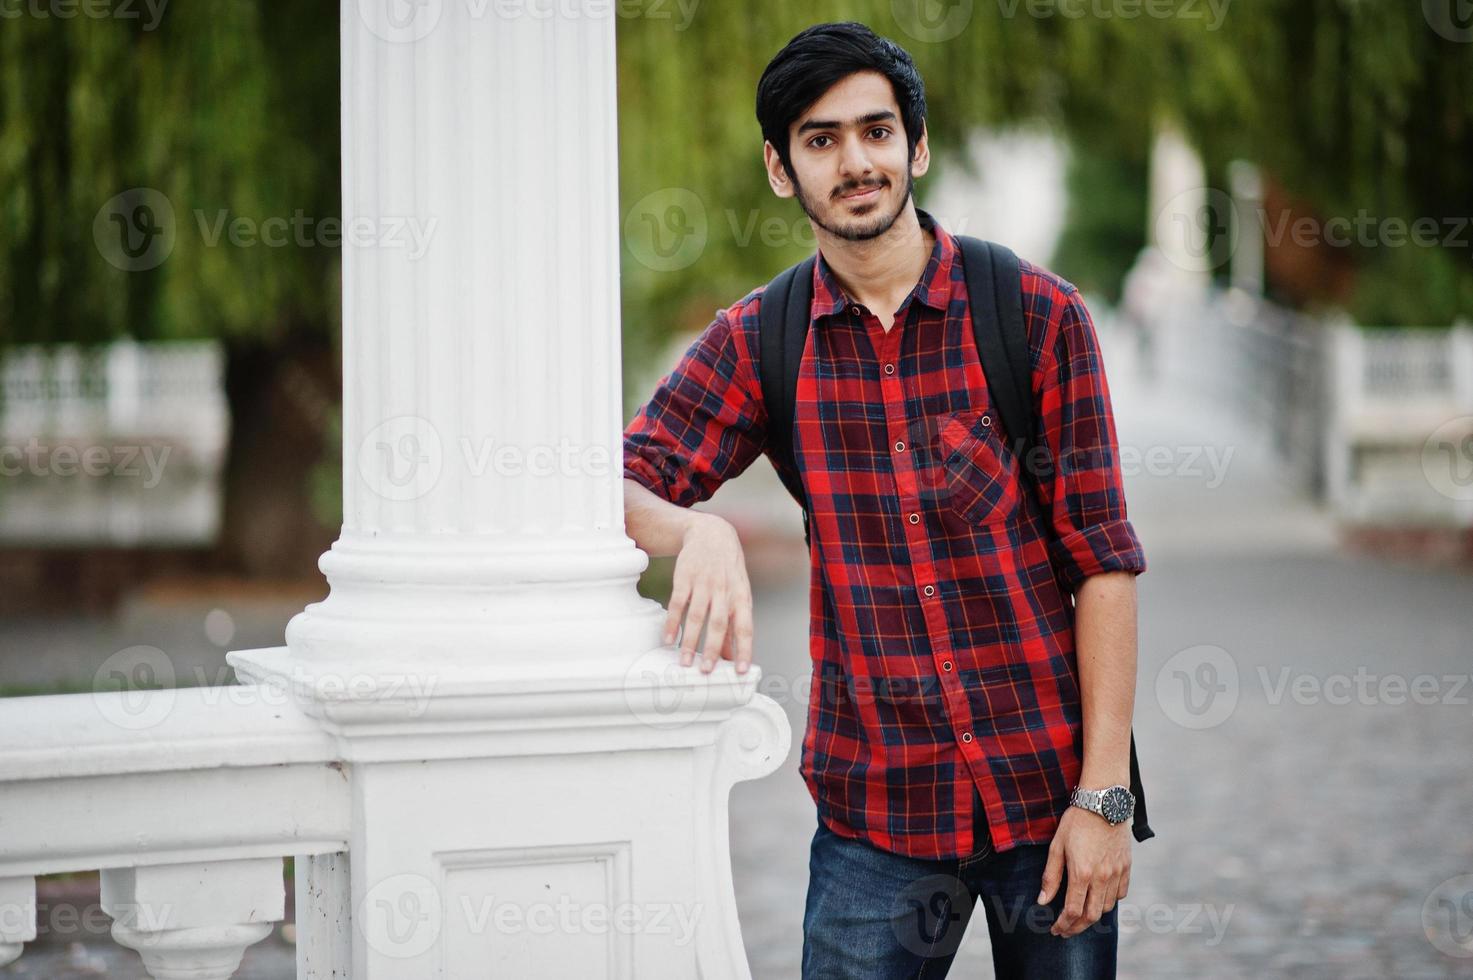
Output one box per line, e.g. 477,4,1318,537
810,207,957,322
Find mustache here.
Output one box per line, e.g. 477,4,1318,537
835,180,886,198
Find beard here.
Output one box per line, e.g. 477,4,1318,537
790,164,915,243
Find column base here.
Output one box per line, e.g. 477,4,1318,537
227,642,791,979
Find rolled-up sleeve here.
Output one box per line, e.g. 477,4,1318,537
623,307,768,508
1030,285,1147,593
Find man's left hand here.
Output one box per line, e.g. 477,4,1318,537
1037,804,1131,937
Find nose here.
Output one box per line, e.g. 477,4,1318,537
837,133,874,184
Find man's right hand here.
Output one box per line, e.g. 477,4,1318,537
662,513,755,675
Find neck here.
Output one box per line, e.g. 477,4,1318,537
813,203,933,307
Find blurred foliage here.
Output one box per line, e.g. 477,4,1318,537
0,0,1468,358
617,0,1473,341
1051,145,1150,305
0,1,339,346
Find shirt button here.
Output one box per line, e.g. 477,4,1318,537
883,363,895,375
923,585,935,597
894,440,905,452
908,513,920,524
961,732,973,743
850,305,862,316
941,660,953,671
981,415,991,427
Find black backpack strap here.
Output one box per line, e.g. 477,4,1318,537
957,235,1154,844
757,256,816,547
956,237,1035,464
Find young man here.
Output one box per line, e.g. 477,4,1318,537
622,21,1147,979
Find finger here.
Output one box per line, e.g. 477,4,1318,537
664,578,690,649
680,584,710,667
732,592,754,675
1037,844,1065,906
1100,872,1120,914
1083,880,1107,930
1118,868,1131,903
700,596,730,673
1052,866,1090,937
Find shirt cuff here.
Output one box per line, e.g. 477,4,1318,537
1049,519,1147,593
623,452,681,507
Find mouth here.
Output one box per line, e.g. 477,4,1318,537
839,183,884,203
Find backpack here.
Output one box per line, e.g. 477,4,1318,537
755,235,1154,843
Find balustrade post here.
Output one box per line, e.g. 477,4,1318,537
99,858,283,980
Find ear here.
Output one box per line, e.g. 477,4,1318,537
910,119,931,179
764,141,796,199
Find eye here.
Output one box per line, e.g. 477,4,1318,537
808,135,833,149
868,127,892,139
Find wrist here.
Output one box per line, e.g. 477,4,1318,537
679,509,726,544
1068,783,1136,825
1077,769,1129,790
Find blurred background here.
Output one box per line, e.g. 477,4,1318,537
2,1,1472,977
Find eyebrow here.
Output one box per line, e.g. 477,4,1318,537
796,110,898,136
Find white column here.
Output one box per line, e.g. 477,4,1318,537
229,2,791,977
1148,121,1214,295
284,0,665,665
1227,160,1265,297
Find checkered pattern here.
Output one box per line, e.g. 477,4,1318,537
623,209,1146,859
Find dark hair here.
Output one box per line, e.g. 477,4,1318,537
755,22,927,180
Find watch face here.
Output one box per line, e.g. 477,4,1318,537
1100,786,1133,824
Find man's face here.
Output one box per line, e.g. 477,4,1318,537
766,70,929,242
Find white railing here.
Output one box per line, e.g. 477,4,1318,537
0,681,345,977
1327,318,1473,526
0,338,229,545
0,649,789,978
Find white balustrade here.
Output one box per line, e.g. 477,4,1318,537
1327,318,1473,526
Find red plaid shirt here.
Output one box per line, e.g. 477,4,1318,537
623,209,1147,860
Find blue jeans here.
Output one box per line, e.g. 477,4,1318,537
801,808,1118,979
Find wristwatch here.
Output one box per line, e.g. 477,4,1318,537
1068,784,1135,825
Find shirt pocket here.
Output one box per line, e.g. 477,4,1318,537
935,407,1022,526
